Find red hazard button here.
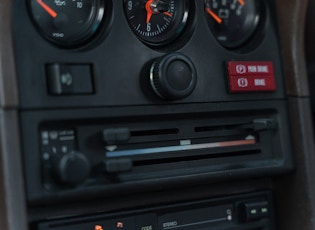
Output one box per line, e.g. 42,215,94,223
227,61,276,93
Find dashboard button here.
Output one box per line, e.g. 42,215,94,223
102,128,131,145
135,214,158,230
46,63,94,95
238,200,270,222
150,53,197,100
227,61,276,92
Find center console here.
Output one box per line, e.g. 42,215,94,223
12,0,292,229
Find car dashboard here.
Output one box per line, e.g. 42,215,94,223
0,0,314,230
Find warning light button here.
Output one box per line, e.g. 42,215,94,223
227,61,276,93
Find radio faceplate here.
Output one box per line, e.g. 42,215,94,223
36,191,276,230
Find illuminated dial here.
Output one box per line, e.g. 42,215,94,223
29,0,106,47
124,0,190,46
205,0,261,48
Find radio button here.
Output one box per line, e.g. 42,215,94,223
238,200,270,222
135,214,158,230
46,63,94,95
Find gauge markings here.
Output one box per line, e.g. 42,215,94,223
136,23,168,37
124,0,189,45
30,0,105,47
129,11,172,37
157,24,161,33
204,0,260,49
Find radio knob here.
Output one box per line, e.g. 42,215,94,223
150,53,197,100
54,151,90,186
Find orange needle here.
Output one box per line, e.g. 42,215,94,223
163,12,172,17
145,0,154,24
145,0,172,23
206,8,222,24
36,0,57,18
238,0,245,6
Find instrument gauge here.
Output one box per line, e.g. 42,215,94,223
205,0,261,49
124,0,190,46
29,0,106,47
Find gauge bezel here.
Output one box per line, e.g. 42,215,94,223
204,0,263,50
28,0,106,48
123,0,191,47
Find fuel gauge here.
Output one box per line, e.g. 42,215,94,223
205,0,261,49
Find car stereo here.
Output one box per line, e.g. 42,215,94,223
36,191,276,230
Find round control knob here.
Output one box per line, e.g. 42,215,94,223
150,53,197,100
53,151,90,186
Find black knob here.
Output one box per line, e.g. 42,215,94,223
54,151,90,186
150,53,197,100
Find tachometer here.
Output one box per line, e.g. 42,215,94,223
29,0,106,47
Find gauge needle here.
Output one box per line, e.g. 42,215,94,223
36,0,57,18
206,8,222,24
238,0,245,6
145,0,172,23
163,12,172,17
145,0,154,24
